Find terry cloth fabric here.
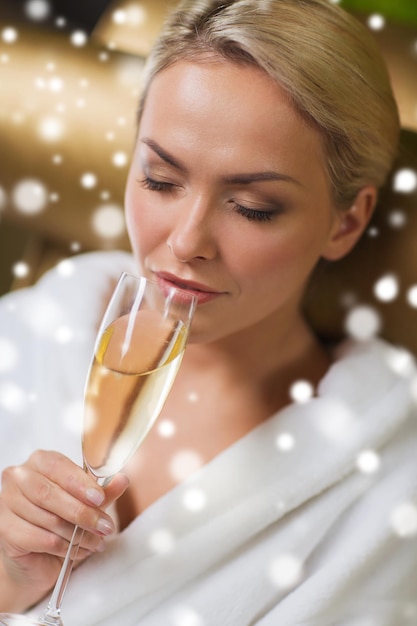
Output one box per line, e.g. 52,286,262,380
0,251,416,625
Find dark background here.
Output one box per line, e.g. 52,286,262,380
2,0,417,30
0,0,112,31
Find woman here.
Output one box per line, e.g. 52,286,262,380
0,0,416,624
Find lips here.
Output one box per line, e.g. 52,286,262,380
154,271,224,304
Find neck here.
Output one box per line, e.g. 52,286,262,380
184,308,331,394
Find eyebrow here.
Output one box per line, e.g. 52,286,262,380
223,171,302,186
141,138,187,171
141,137,302,187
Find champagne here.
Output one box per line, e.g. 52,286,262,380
82,309,187,478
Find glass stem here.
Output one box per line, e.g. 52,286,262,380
37,525,85,626
36,474,109,625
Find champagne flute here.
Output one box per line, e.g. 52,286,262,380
0,273,197,626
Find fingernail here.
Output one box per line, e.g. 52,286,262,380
96,517,115,535
86,488,105,506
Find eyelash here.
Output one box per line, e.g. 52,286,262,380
140,176,174,193
139,176,276,223
232,203,274,222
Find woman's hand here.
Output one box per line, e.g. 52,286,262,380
0,449,129,613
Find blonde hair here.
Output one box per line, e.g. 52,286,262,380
138,0,400,208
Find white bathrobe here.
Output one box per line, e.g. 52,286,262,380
0,251,416,626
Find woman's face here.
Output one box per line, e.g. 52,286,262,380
125,60,343,343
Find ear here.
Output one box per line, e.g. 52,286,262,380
322,185,378,262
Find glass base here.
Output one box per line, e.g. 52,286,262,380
0,614,62,626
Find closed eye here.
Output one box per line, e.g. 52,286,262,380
231,202,275,222
139,176,175,192
140,176,279,222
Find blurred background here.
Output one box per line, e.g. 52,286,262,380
0,0,417,351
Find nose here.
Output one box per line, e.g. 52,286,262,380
166,196,218,263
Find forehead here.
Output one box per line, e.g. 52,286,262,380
139,59,327,181
142,58,296,125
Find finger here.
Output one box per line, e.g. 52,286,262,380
1,494,107,558
0,506,80,560
0,495,106,561
3,463,115,537
27,450,107,507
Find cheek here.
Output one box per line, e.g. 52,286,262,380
226,224,330,303
229,233,316,282
125,183,164,260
